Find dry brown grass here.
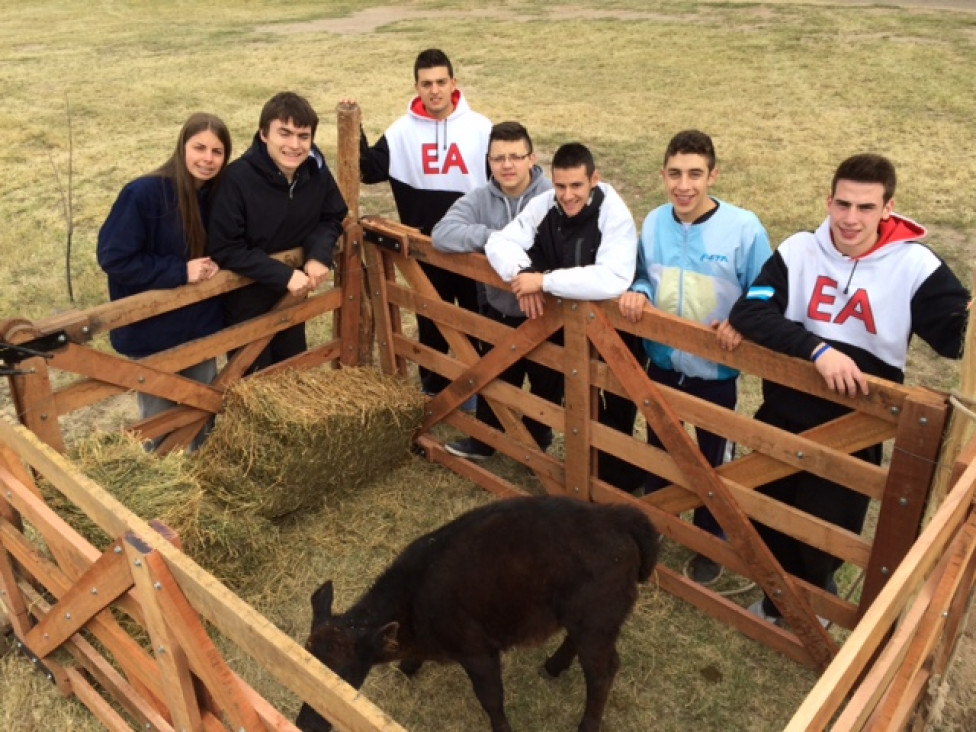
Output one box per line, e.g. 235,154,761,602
2,1,975,730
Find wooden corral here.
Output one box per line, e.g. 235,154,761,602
0,104,974,729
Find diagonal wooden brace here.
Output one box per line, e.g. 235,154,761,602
24,538,134,658
585,307,837,668
128,533,265,732
396,255,548,447
421,306,564,432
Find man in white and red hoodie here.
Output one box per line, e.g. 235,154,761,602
353,48,491,396
727,153,971,625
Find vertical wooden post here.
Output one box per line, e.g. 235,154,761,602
861,396,949,615
927,272,976,513
335,101,374,366
2,320,65,453
562,300,592,499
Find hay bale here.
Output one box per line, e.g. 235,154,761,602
58,432,278,586
196,366,425,520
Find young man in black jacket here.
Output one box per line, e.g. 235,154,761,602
208,91,348,370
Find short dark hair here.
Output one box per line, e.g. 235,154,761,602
832,153,897,203
489,121,532,153
259,91,319,138
552,143,595,177
414,48,453,81
664,129,716,170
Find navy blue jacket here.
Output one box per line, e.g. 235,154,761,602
97,176,224,358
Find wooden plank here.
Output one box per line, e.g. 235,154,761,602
867,666,929,732
338,222,367,367
586,307,837,667
393,254,547,460
562,302,593,499
66,666,142,732
8,533,170,715
123,537,203,732
363,241,399,375
861,396,949,615
832,541,941,728
63,632,176,731
652,411,894,517
601,301,931,424
441,411,565,486
0,418,404,731
8,352,65,452
142,548,265,732
785,452,976,731
654,564,816,667
419,306,562,433
52,287,342,416
49,344,223,412
419,437,527,499
25,248,304,342
0,460,99,581
387,280,566,372
835,517,975,729
929,510,976,678
25,539,134,658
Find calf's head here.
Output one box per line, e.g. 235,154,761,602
295,580,401,732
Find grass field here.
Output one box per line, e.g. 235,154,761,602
1,1,975,730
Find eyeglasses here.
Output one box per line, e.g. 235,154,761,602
487,153,532,164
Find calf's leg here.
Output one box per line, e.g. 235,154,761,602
575,641,620,732
543,633,576,678
458,652,512,732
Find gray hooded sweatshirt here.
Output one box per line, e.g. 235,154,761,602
432,165,551,317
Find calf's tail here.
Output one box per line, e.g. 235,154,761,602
627,512,660,582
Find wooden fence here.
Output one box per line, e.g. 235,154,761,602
0,105,973,728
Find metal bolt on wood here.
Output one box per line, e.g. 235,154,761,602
154,581,163,590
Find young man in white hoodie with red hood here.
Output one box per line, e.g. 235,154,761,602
727,153,971,625
351,48,491,397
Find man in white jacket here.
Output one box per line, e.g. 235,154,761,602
485,143,646,492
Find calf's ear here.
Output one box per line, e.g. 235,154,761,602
374,621,400,657
310,581,335,627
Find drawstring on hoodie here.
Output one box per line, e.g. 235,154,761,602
843,259,859,294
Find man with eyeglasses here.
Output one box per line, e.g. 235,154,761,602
342,49,491,399
432,121,555,460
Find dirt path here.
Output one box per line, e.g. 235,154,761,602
262,1,974,35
